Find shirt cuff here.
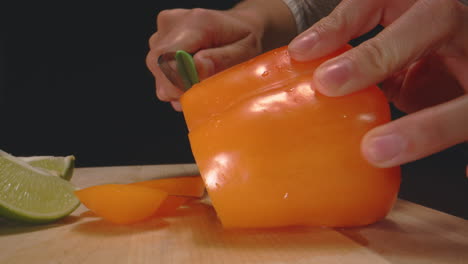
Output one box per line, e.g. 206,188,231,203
281,0,309,33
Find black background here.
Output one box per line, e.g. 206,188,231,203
0,1,466,219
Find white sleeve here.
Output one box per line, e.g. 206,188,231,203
282,0,342,33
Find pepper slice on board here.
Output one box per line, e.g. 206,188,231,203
75,184,168,224
130,176,205,197
181,45,401,229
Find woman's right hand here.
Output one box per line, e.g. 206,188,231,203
146,1,297,111
146,8,263,111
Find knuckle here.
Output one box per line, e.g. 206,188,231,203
145,51,159,74
148,32,159,49
156,9,187,26
155,82,173,102
239,34,262,56
186,8,217,28
155,87,167,101
315,15,348,37
145,54,154,73
152,44,166,57
314,7,352,38
357,39,395,75
189,8,212,18
156,10,172,25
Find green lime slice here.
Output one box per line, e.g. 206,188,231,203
175,50,200,90
0,150,80,224
20,155,75,181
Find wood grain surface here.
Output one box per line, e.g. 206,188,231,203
1,164,467,264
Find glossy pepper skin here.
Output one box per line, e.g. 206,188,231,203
181,45,401,229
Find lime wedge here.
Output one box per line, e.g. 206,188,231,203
20,155,75,181
0,150,80,224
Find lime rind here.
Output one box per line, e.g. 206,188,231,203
0,194,80,224
61,156,75,181
0,150,53,176
19,155,75,181
0,150,80,224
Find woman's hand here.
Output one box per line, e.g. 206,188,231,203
289,0,468,169
146,1,296,111
146,8,262,111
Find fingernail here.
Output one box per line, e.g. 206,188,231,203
363,134,407,165
314,58,353,96
289,31,319,60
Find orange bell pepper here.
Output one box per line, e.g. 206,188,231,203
180,45,401,228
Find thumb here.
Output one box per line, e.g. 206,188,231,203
194,32,261,80
312,0,462,97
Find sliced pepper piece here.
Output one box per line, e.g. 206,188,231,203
181,45,401,228
154,196,193,217
75,184,167,224
130,176,205,197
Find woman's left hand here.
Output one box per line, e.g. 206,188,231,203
289,0,468,170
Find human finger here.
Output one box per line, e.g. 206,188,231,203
312,0,464,97
170,101,182,112
153,67,183,102
147,8,256,76
361,95,468,168
146,8,261,104
288,0,385,61
194,33,260,79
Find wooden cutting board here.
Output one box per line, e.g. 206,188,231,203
1,164,467,264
